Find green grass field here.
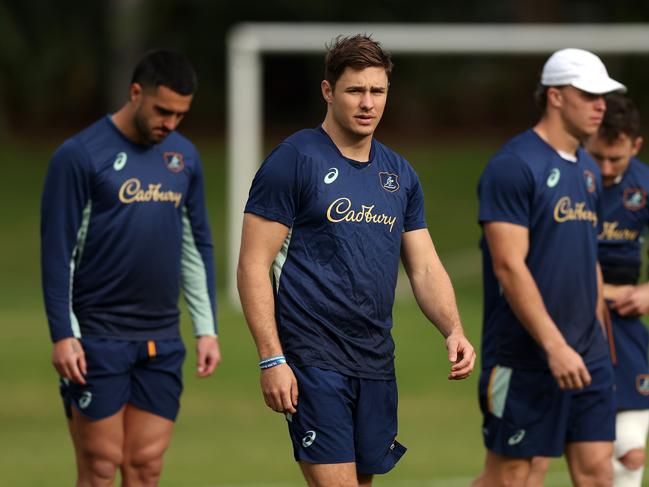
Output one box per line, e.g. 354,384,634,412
0,135,626,486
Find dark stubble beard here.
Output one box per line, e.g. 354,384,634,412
134,110,167,145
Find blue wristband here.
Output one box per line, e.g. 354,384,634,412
259,355,287,369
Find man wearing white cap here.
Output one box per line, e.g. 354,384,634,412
471,48,626,486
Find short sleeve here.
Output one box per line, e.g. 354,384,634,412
244,143,300,228
478,152,534,227
404,174,427,232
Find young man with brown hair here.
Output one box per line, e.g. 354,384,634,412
237,34,475,486
473,48,625,487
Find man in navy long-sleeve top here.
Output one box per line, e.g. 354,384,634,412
41,49,220,486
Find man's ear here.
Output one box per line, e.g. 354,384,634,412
321,80,334,103
632,136,644,156
546,86,563,109
129,83,143,104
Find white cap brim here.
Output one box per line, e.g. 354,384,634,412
571,77,627,95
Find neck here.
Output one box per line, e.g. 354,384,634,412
533,116,581,156
321,117,373,162
111,104,141,144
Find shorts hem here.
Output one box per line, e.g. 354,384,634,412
486,445,563,459
128,400,179,422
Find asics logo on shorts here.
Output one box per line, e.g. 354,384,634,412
324,167,339,184
302,430,316,448
78,391,93,410
507,429,526,445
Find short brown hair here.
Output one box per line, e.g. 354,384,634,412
599,94,641,142
324,34,393,89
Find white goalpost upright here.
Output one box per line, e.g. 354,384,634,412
227,22,649,305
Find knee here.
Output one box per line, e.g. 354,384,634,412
619,448,645,471
489,467,530,487
579,457,613,487
123,445,165,483
79,445,122,482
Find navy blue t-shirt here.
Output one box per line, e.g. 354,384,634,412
598,157,649,281
41,116,217,342
245,127,427,380
479,129,608,370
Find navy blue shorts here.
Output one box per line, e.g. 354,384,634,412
59,338,185,421
286,366,406,474
611,311,649,410
478,357,615,458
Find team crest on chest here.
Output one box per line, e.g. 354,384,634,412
623,188,646,211
636,374,649,395
583,170,596,193
379,172,399,192
164,152,185,173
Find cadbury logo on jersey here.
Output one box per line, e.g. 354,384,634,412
379,172,399,192
164,152,185,173
326,197,397,232
623,188,646,211
553,196,597,227
118,178,183,208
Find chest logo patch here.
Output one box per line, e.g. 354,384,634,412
164,152,185,173
624,188,646,211
113,152,127,171
583,170,596,193
379,172,400,192
324,167,339,184
547,168,560,188
636,374,649,395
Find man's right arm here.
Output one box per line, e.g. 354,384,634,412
237,212,297,413
41,139,91,384
484,221,592,390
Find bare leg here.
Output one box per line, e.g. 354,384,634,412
299,461,371,487
565,441,613,487
470,450,532,487
527,457,551,487
120,405,174,487
68,406,125,487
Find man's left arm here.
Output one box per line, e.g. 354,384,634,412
182,156,221,377
400,228,476,380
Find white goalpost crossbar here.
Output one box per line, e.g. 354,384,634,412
226,22,649,305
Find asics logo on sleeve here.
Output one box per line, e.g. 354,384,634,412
324,167,339,184
113,152,128,171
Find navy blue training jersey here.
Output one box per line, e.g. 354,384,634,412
598,157,649,410
598,158,649,282
479,129,608,370
41,116,217,342
245,127,427,380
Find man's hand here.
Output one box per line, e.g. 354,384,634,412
612,282,649,317
445,331,476,380
196,335,221,378
260,364,298,414
546,343,591,390
52,337,87,385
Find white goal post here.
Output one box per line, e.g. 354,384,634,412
226,22,649,305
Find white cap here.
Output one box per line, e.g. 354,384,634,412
541,48,626,95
